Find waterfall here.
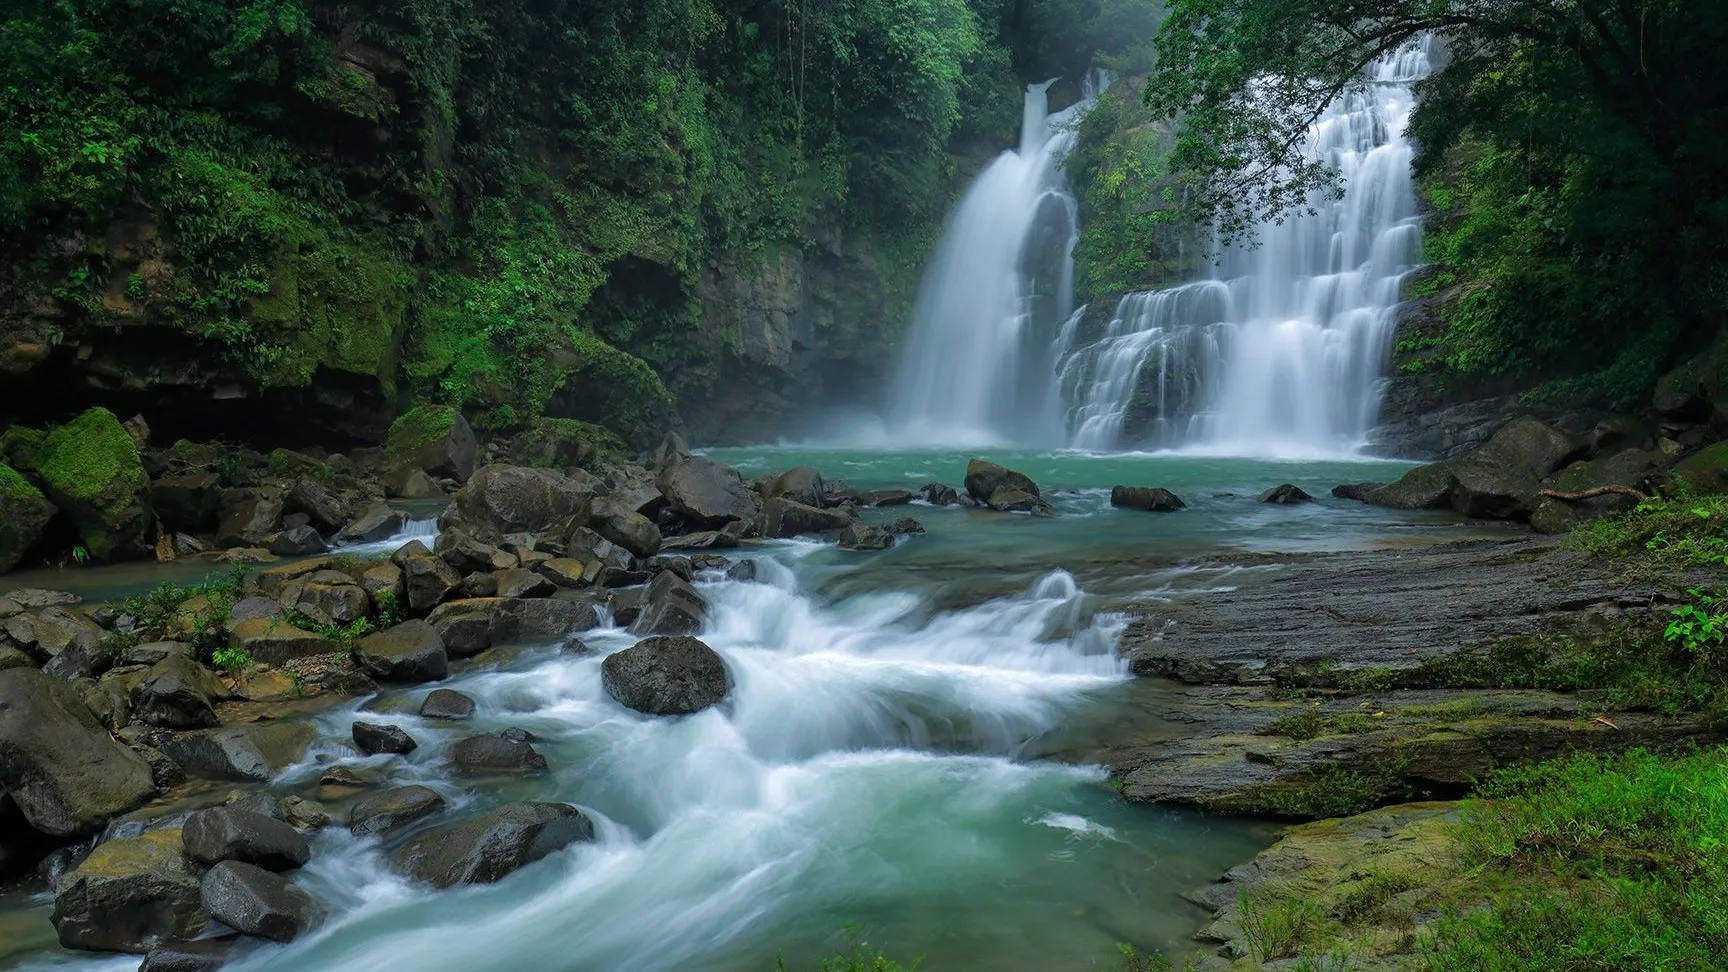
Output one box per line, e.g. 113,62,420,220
886,78,1097,447
1058,40,1432,455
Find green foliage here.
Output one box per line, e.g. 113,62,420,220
0,427,46,471
0,461,40,501
1239,887,1327,961
1260,763,1389,818
1426,748,1728,971
386,405,459,463
1065,78,1187,300
121,566,251,654
1272,708,1381,742
1573,491,1728,574
1665,590,1727,667
36,407,140,502
211,645,255,672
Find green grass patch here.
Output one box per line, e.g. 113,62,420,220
1273,708,1383,742
1572,491,1728,573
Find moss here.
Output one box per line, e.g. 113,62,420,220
0,461,39,500
34,408,146,560
0,426,46,471
509,417,624,470
552,330,675,448
386,405,459,463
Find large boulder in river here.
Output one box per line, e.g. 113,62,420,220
130,655,225,729
762,467,826,508
217,486,284,548
588,496,662,558
51,829,206,953
386,405,478,483
0,668,156,836
1364,460,1460,510
0,463,55,573
627,571,707,636
35,407,152,561
156,722,316,783
353,620,447,683
1446,462,1541,520
963,459,1041,505
1259,484,1315,504
1475,417,1589,478
837,520,894,551
349,785,447,839
760,497,855,537
1110,486,1185,512
602,635,728,715
439,464,593,541
286,479,353,534
393,802,594,889
656,453,757,527
200,860,319,942
336,500,407,544
182,806,310,871
425,597,601,651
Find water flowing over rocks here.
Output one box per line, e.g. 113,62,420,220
601,635,729,715
349,785,448,839
392,802,594,888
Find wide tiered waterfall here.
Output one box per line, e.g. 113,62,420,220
886,78,1094,446
890,41,1431,456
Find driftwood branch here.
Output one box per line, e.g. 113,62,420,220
1540,485,1648,502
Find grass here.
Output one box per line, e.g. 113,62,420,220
1572,491,1728,574
118,566,252,655
1273,708,1383,741
1258,763,1394,818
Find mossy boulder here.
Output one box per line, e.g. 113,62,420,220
1673,441,1728,495
35,408,151,561
387,405,478,482
0,426,46,470
0,463,55,573
507,418,622,471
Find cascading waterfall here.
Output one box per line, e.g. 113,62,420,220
1057,40,1433,455
886,78,1098,447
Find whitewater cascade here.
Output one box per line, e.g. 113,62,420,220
1060,40,1432,455
886,77,1097,446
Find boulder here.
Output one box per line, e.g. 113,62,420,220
354,620,447,683
1475,417,1589,478
401,551,461,613
760,497,855,537
0,668,156,836
386,405,479,483
392,802,593,889
425,606,492,657
1674,442,1728,495
588,497,662,558
426,597,601,648
382,465,442,499
34,408,152,561
1588,417,1654,457
51,829,205,953
337,500,408,544
138,940,229,972
225,618,335,667
419,689,476,721
182,806,310,871
856,489,914,507
263,526,327,556
1258,484,1315,504
920,483,960,506
601,635,728,715
0,463,56,574
987,488,1052,514
286,479,352,534
352,721,418,756
1110,486,1185,511
837,521,894,551
217,487,285,549
566,527,634,572
277,573,369,627
762,467,826,508
628,571,707,636
359,562,405,604
963,459,1041,504
254,556,357,596
1448,462,1542,520
157,722,316,782
149,472,223,535
348,785,447,839
6,605,107,673
495,568,556,599
1364,460,1461,510
445,734,548,773
200,860,318,942
130,656,225,730
537,558,589,589
1330,482,1383,502
724,560,757,582
436,531,513,573
439,464,592,541
656,454,757,527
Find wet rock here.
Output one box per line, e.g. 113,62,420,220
12,606,111,678
986,488,1052,514
149,472,223,536
51,829,205,953
225,618,334,667
218,487,285,549
858,489,914,507
157,722,317,783
836,520,894,551
724,559,758,582
963,459,1041,505
0,466,55,574
337,500,408,544
628,571,707,636
760,497,855,537
595,565,652,589
348,785,446,839
352,721,418,756
359,562,405,605
1476,416,1590,478
919,482,960,506
1330,482,1383,502
656,454,758,527
277,573,370,627
1674,441,1728,495
419,689,475,721
392,802,593,889
3,588,80,609
602,635,728,715
286,479,353,534
0,645,31,671
387,405,478,483
424,606,492,658
436,531,509,574
1259,484,1315,504
274,796,330,832
494,568,556,599
762,466,826,508
439,464,593,541
262,526,327,556
606,587,648,627
881,517,926,535
0,669,156,836
659,529,739,551
36,408,153,561
1447,462,1541,520
200,860,318,942
131,656,225,730
382,466,441,499
647,555,695,581
390,539,432,566
589,497,662,559
562,635,591,654
354,620,447,683
400,550,462,614
1110,486,1185,511
446,734,548,773
182,806,310,871
318,766,372,789
1363,460,1461,510
426,597,600,647
535,557,589,589
566,526,634,573
138,940,230,972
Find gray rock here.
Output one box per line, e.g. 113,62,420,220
439,464,593,541
277,573,370,627
348,785,447,839
286,479,353,534
589,497,663,559
1330,483,1383,502
51,830,205,953
494,568,556,599
352,721,418,756
628,571,707,636
760,497,854,537
762,466,826,508
1448,462,1541,520
419,688,475,721
1258,484,1315,504
1111,486,1185,511
338,500,408,544
1363,460,1461,510
656,454,758,527
157,722,316,783
138,940,229,972
446,734,548,773
0,668,156,836
130,655,225,729
217,488,284,548
263,526,327,556
963,459,1041,504
425,597,601,648
182,806,310,871
723,559,758,582
392,802,593,888
602,635,728,715
986,488,1053,514
1476,416,1590,478
354,621,447,683
401,551,462,613
837,520,894,551
200,860,318,942
920,483,960,505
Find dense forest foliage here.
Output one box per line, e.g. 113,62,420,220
1140,0,1728,406
0,0,1163,447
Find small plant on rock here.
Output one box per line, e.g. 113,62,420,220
211,646,254,672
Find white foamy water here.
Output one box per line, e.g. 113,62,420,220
336,517,440,558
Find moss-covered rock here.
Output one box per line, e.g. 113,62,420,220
0,462,56,573
1673,441,1728,494
387,405,478,482
35,408,151,561
506,418,622,471
0,426,46,471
